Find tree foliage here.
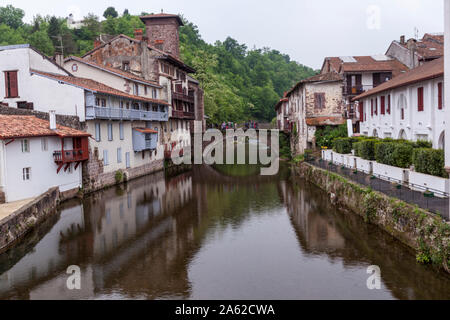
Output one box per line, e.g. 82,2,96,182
0,5,317,123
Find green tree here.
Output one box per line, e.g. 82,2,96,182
0,5,25,29
103,7,118,19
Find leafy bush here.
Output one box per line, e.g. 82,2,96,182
315,124,348,149
115,170,124,184
375,142,396,166
359,139,378,160
413,148,447,178
392,143,414,168
333,138,353,154
413,140,433,149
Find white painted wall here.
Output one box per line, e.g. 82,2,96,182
2,137,82,202
373,162,405,183
409,171,449,197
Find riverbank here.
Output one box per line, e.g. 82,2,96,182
294,161,450,274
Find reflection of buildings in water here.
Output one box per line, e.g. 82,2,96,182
0,203,88,298
279,180,345,253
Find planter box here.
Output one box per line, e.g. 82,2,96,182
373,162,405,184
409,171,449,198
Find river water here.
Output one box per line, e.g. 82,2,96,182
0,164,449,300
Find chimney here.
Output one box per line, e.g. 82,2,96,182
49,110,56,130
407,39,417,68
400,35,405,45
134,28,143,41
93,39,102,49
54,53,64,67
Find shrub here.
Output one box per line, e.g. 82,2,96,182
392,143,413,168
375,142,396,166
359,139,378,160
315,124,348,149
414,140,433,149
115,170,124,183
413,148,447,178
333,138,353,154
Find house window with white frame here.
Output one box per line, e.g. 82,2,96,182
41,137,48,151
21,139,30,153
22,167,31,181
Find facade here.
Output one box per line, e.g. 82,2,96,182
283,72,346,155
275,97,289,133
354,58,444,148
81,13,205,157
320,55,409,133
386,34,444,70
0,114,90,203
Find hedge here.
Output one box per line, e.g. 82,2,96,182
358,139,378,160
413,148,447,178
333,138,353,154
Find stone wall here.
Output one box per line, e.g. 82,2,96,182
0,187,59,253
0,105,84,130
295,162,450,274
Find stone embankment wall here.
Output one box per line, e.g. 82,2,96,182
295,162,450,274
0,188,60,253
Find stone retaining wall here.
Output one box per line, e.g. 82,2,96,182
0,187,60,253
295,162,450,274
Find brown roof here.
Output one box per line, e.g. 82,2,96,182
275,98,288,110
30,69,169,105
306,117,346,126
0,115,90,139
339,56,408,76
286,72,342,97
140,13,184,26
322,57,343,73
65,56,161,87
353,57,443,100
398,34,444,61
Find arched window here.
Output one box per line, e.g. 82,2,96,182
438,131,445,150
397,93,407,121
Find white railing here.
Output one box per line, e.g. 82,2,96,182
86,106,168,122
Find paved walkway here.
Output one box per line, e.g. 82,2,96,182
0,198,35,221
307,159,449,221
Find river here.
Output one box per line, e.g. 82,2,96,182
0,164,449,300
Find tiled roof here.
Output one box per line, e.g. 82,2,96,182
0,115,90,139
30,69,169,105
398,34,444,61
275,98,288,110
339,56,408,76
353,57,443,100
305,117,346,126
65,56,161,87
286,72,342,97
140,13,184,26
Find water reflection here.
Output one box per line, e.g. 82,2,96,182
0,165,449,300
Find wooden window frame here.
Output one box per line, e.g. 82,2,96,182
4,70,19,98
418,87,424,112
438,82,443,110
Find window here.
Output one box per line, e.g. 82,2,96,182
401,108,405,120
117,148,122,163
314,93,325,109
122,62,130,71
108,123,113,141
359,102,364,122
371,99,374,117
22,167,31,181
95,123,101,142
4,71,18,98
438,82,443,110
21,139,30,153
41,138,48,151
380,96,385,115
374,98,378,115
134,84,139,96
418,87,424,112
120,101,124,109
144,86,148,95
101,99,106,107
103,150,109,166
119,122,124,140
152,88,157,99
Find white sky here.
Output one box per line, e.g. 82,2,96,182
2,0,445,69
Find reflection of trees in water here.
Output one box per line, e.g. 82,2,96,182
281,176,450,300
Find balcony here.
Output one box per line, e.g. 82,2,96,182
173,92,195,104
86,106,169,122
344,85,373,96
172,109,195,120
53,149,89,163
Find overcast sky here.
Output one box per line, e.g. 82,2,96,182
3,0,445,69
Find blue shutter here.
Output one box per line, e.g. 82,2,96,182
108,123,113,141
103,150,109,166
95,123,101,142
117,148,122,163
119,123,124,140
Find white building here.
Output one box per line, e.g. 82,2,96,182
355,58,444,149
0,114,90,203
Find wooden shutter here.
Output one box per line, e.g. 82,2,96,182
380,96,385,115
9,71,18,98
359,101,364,122
438,82,443,110
418,87,424,111
387,95,391,114
371,99,373,116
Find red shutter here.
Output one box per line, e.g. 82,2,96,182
380,96,385,115
375,98,378,115
401,108,404,120
359,101,364,122
371,99,373,116
418,87,424,111
9,71,18,98
438,82,443,110
4,72,8,97
387,95,391,114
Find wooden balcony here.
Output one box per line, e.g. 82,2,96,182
53,137,89,173
172,109,195,120
173,92,195,104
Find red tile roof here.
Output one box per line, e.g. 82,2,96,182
65,56,161,87
0,115,90,139
353,57,443,100
305,117,346,126
286,72,342,97
30,69,169,105
322,56,408,76
398,34,444,61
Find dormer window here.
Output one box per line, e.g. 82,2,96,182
122,62,130,71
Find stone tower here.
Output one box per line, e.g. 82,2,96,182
140,13,183,59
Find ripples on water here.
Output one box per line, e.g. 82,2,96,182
0,163,449,300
